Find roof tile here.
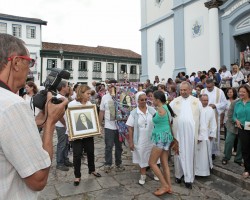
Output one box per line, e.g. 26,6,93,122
42,42,141,59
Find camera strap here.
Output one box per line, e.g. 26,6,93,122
0,80,12,92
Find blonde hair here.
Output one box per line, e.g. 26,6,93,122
232,64,239,73
76,85,91,101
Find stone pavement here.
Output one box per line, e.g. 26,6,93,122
212,136,250,191
38,135,250,200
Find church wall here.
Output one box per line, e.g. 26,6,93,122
146,0,173,25
146,18,175,81
183,0,210,75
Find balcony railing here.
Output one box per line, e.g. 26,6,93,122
118,73,140,82
106,72,115,79
129,74,140,82
92,71,102,79
78,71,88,79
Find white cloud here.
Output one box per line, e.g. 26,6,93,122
1,0,141,53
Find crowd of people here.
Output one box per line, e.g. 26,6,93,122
1,32,250,198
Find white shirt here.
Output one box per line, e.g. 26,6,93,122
221,71,232,80
189,76,195,82
0,88,51,199
100,93,117,130
55,93,67,127
232,71,244,88
199,106,217,140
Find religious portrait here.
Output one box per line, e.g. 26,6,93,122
66,105,100,140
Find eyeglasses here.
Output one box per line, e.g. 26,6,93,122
139,98,147,102
8,56,35,68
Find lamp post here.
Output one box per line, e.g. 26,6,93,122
59,48,63,69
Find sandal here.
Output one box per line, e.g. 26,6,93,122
91,172,102,177
222,159,227,165
242,172,249,179
234,161,244,167
73,178,81,186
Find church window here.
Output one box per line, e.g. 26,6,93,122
156,38,164,64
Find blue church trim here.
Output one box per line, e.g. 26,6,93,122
172,5,186,78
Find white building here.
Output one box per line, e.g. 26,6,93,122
140,0,250,81
40,42,141,85
0,13,47,85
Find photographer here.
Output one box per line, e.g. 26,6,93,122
0,33,68,199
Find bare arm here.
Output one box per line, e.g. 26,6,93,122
24,93,68,191
128,126,134,151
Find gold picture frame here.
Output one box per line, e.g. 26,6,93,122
66,104,101,140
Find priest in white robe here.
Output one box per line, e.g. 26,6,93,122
195,94,217,176
201,78,227,157
170,82,202,189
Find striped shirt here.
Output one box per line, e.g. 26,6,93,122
0,88,51,199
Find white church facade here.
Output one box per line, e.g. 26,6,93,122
140,0,250,81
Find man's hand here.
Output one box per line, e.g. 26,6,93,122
209,104,216,109
36,92,68,127
129,141,135,151
235,119,242,129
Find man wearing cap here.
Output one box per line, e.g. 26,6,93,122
0,33,67,199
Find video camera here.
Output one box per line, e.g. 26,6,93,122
33,68,70,110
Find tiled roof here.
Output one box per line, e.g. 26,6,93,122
42,42,141,59
0,13,47,25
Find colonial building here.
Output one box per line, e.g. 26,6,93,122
140,0,250,81
40,42,141,85
0,13,47,84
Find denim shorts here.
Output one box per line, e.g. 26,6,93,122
154,141,171,151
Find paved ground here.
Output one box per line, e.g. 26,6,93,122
38,135,250,200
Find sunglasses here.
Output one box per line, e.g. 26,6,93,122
8,56,35,68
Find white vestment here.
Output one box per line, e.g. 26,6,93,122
201,87,227,155
195,106,217,176
170,96,202,183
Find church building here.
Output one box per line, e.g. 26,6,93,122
140,0,250,81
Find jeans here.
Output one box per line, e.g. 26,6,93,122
104,128,123,166
238,129,250,173
72,137,95,178
56,126,69,166
224,130,242,163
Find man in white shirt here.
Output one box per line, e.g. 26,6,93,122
55,81,73,171
99,83,125,173
195,94,217,176
0,33,67,199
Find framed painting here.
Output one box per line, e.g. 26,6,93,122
66,104,101,140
